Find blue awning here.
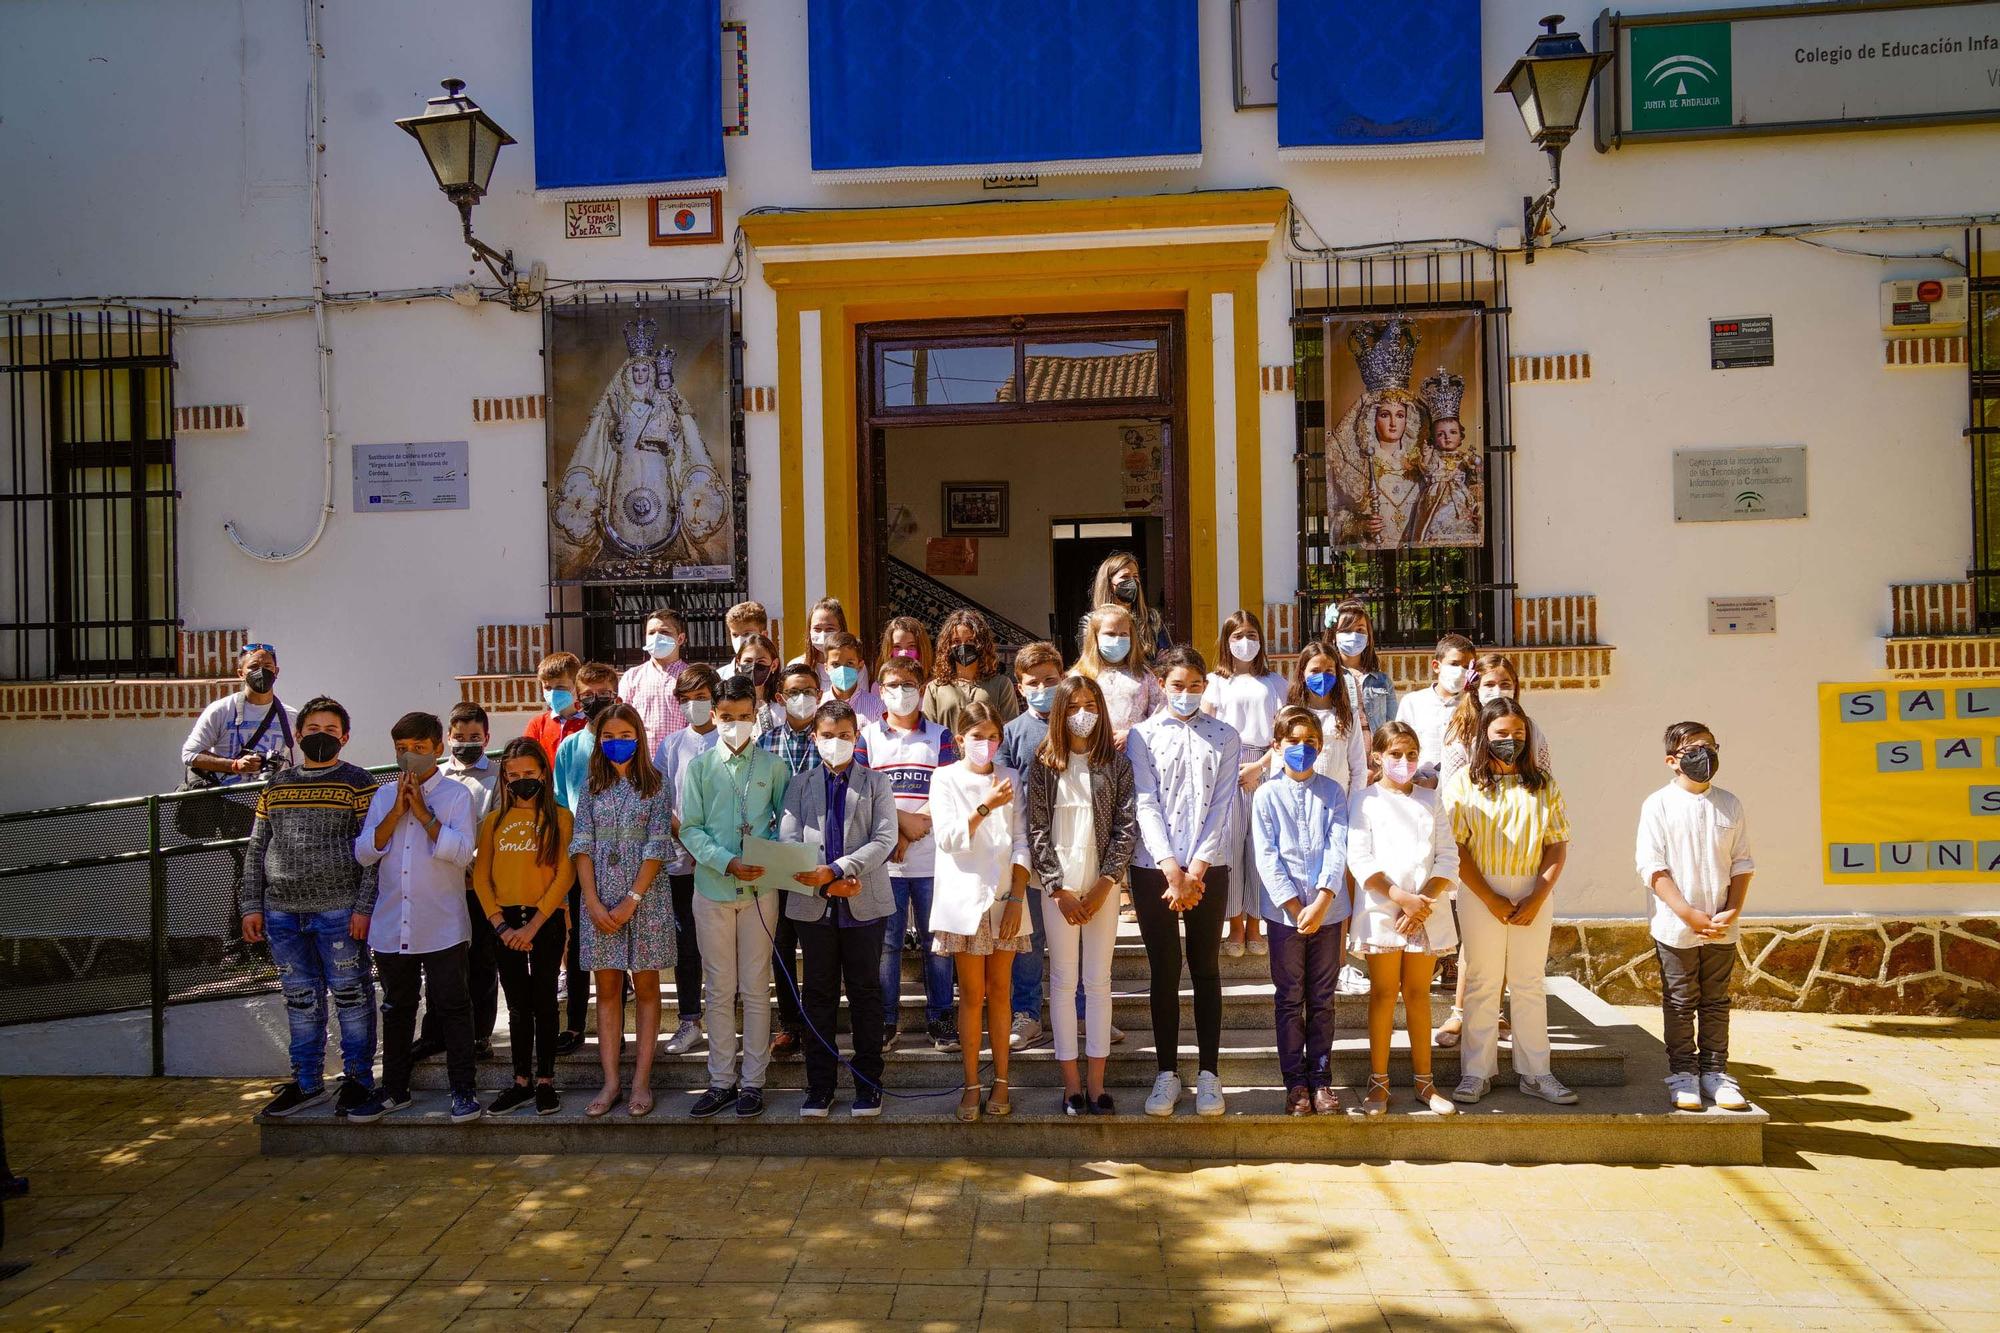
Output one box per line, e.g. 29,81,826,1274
808,0,1201,182
1278,1,1484,160
531,0,725,199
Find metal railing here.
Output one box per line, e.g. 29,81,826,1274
886,555,1041,647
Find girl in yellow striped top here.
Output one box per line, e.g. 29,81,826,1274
1441,698,1574,1108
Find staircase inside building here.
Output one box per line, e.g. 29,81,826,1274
885,555,1040,648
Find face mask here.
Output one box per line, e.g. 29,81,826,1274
300,732,342,764
545,688,574,715
964,737,998,767
1112,578,1140,605
599,737,639,765
730,633,751,652
244,666,275,694
1488,737,1523,764
949,642,981,668
1438,663,1468,694
1228,636,1260,663
1097,633,1131,664
881,685,919,717
815,735,855,767
718,719,755,750
785,692,818,721
1335,630,1368,658
396,750,433,775
683,698,713,727
1478,684,1516,705
1283,742,1319,772
827,664,859,692
1167,690,1201,718
579,694,614,720
1678,745,1718,784
1024,683,1057,715
1304,670,1340,698
1065,709,1099,739
646,633,678,660
450,742,484,766
894,646,920,660
742,662,771,685
810,629,836,649
1382,755,1418,785
507,777,544,802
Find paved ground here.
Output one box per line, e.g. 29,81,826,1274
0,1007,1996,1331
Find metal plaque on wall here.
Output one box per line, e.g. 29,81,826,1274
1710,316,1773,369
352,441,469,512
1674,445,1807,522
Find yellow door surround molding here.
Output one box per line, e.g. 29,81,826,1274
743,189,1286,659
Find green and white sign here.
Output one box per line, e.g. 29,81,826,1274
1630,21,1733,131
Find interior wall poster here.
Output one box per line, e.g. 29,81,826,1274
547,299,736,583
1322,312,1485,552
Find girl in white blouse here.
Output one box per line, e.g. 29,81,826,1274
1202,609,1289,957
1347,721,1460,1117
1283,641,1369,795
1071,603,1165,745
930,703,1032,1121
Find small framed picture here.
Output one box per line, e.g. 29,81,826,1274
941,482,1008,537
649,190,723,246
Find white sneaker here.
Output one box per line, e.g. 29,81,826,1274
1109,1024,1127,1045
1667,1072,1702,1111
1451,1075,1489,1105
1702,1071,1750,1111
664,1018,704,1055
1335,962,1370,996
1144,1071,1182,1118
1194,1070,1225,1117
1519,1073,1579,1105
1009,1013,1042,1050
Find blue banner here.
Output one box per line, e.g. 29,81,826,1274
808,0,1201,179
532,0,724,195
1278,1,1484,158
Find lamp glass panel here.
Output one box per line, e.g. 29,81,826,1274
1509,69,1546,139
1532,58,1598,134
469,120,503,195
413,116,475,188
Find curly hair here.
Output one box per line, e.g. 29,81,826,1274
932,608,1000,683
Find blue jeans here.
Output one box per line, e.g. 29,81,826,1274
1011,886,1086,1021
880,875,954,1028
266,908,376,1092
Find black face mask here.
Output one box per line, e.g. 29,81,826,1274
1678,745,1718,783
244,666,275,694
1112,578,1140,605
745,662,771,685
299,732,342,763
1488,737,1523,764
579,694,614,719
950,643,981,668
507,777,545,802
450,742,484,765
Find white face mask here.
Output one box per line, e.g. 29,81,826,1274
784,692,819,721
1065,709,1100,739
1478,683,1516,705
717,719,755,750
730,633,751,653
1228,636,1260,663
683,698,713,727
815,735,855,767
1438,663,1468,694
964,737,998,767
880,684,920,717
810,629,836,649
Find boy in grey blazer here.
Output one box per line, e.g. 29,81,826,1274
779,701,900,1117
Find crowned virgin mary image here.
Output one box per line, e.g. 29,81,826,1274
1325,318,1426,550
551,315,730,578
1410,366,1484,546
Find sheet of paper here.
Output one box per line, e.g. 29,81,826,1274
739,835,824,893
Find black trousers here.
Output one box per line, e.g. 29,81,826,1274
564,883,591,1031
670,872,702,1021
1130,865,1230,1073
421,890,498,1046
494,907,568,1081
378,943,475,1097
796,915,887,1097
774,912,806,1036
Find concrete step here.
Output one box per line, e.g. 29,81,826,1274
260,1078,1764,1166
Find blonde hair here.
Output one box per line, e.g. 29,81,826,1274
1072,603,1138,680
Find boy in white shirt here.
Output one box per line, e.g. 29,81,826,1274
1635,720,1755,1113
1394,632,1473,779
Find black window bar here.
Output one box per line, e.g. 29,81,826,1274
1,309,180,680
1969,228,2000,630
544,290,749,669
1290,247,1515,648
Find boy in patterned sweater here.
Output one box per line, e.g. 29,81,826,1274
239,696,385,1121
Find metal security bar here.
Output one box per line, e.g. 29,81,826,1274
1969,228,2000,627
1290,249,1515,647
0,309,180,680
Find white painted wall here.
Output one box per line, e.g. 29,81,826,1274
0,0,1993,922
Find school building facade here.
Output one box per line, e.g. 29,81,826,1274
3,0,1998,1015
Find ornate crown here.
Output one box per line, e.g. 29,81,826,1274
1347,318,1419,394
1419,367,1465,422
624,316,659,359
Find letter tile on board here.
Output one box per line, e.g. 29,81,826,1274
1839,690,1886,721
1930,840,1972,871
1957,687,2000,718
1899,689,1945,720
1971,785,2000,815
1875,741,1924,773
1937,737,1983,768
1879,842,1923,871
1829,843,1877,874
1981,841,2000,873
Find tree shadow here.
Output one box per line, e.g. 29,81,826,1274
1726,1061,2000,1172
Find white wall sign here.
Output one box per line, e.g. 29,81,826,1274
1673,445,1808,522
352,441,469,512
564,198,620,239
1709,595,1777,634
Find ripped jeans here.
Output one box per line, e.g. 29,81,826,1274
266,907,377,1093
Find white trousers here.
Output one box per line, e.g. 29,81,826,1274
693,890,778,1090
1458,872,1554,1081
1045,895,1119,1060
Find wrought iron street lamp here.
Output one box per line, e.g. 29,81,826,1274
1495,16,1612,261
396,79,519,287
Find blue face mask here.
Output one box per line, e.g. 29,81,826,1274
827,664,859,692
1166,691,1201,718
1304,670,1340,698
1335,631,1368,658
1025,683,1057,715
1283,742,1319,773
646,633,678,660
1097,634,1131,664
545,688,574,715
599,737,639,764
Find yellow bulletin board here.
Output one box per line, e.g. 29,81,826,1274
1819,680,2000,883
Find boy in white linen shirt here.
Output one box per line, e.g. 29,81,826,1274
1393,632,1473,780
1635,719,1755,1114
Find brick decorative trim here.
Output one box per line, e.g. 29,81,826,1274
0,678,236,722
744,386,778,413
1891,581,1974,636
458,674,545,713
1508,353,1591,385
176,628,249,678
1260,602,1302,655
174,404,246,433
1884,335,1966,368
476,623,549,676
1885,634,2000,678
1512,594,1597,647
1259,365,1295,393
471,395,545,423
1270,646,1614,691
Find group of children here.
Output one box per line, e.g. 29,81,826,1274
234,561,1755,1123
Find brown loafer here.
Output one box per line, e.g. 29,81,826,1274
771,1030,802,1059
1312,1086,1342,1116
1285,1085,1313,1116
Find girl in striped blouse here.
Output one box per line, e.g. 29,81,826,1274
1441,697,1575,1108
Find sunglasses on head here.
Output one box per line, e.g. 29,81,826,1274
241,642,276,656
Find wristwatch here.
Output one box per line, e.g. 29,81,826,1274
626,890,644,903
975,803,990,818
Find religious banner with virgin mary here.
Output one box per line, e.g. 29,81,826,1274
546,298,736,582
1322,311,1484,551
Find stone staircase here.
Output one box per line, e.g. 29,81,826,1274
259,919,1765,1164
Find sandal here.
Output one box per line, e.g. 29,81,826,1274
1363,1073,1390,1118
1434,1009,1464,1050
987,1077,1012,1117
956,1084,982,1123
586,1089,623,1118
627,1089,655,1117
1414,1075,1457,1116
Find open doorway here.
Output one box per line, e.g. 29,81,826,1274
859,314,1186,658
